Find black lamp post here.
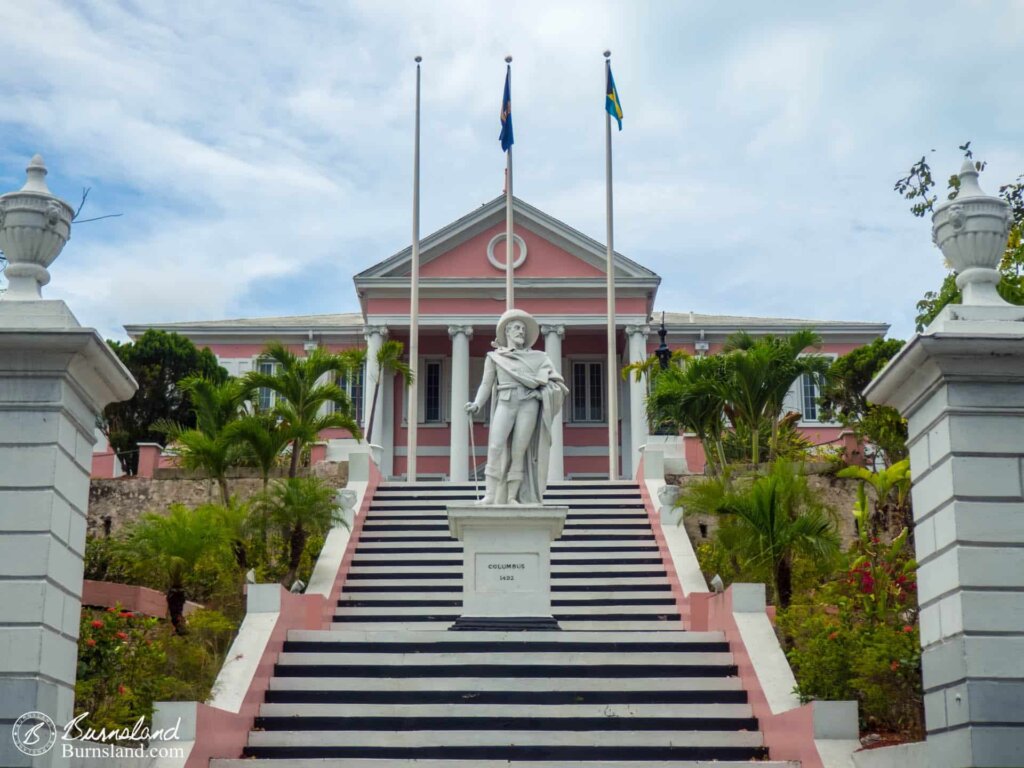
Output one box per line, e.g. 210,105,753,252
654,311,671,370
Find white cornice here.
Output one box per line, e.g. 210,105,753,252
367,314,650,329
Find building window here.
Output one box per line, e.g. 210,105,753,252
571,361,604,423
424,360,443,423
800,372,821,422
256,359,278,411
338,363,365,424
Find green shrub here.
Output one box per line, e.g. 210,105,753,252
75,607,239,738
152,609,238,702
84,536,134,583
75,607,165,737
778,530,923,737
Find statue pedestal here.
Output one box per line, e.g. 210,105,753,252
447,505,568,631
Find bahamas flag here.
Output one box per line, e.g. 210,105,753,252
606,66,623,130
499,66,514,151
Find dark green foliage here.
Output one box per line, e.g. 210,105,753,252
778,529,923,737
255,476,345,587
103,330,227,474
156,377,252,505
682,462,840,608
84,536,134,583
244,343,364,477
120,504,232,633
818,338,908,465
76,606,237,738
645,329,826,472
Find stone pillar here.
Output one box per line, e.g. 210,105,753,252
448,325,473,481
363,325,388,445
625,325,650,479
541,324,565,482
866,160,1024,768
0,156,136,767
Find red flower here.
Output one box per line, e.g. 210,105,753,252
90,620,104,629
85,638,96,647
890,660,900,671
120,611,134,618
902,625,914,634
828,631,839,641
118,684,127,696
115,631,128,641
107,607,117,613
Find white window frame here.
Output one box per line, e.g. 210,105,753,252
421,357,446,424
335,362,365,424
401,355,450,426
793,353,838,426
568,358,606,425
254,358,280,412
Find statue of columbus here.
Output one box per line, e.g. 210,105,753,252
465,309,569,505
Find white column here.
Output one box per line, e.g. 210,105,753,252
0,156,137,768
542,324,565,482
625,325,650,479
448,325,473,481
381,369,395,479
362,325,388,447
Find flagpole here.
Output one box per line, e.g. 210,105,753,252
604,50,618,481
407,55,422,482
504,56,514,310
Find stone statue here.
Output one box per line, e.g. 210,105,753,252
465,309,569,505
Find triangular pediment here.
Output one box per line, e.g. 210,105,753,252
355,196,658,282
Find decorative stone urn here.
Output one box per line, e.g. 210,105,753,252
0,155,75,300
931,158,1014,306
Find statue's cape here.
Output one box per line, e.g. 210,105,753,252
486,348,569,502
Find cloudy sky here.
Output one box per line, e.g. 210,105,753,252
1,1,1021,340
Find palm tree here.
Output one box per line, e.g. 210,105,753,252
157,376,250,505
223,411,291,490
244,343,363,478
690,460,840,608
647,354,729,473
257,477,346,588
122,504,231,633
838,459,912,538
719,329,827,464
364,339,413,444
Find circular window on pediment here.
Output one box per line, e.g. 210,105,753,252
486,233,527,271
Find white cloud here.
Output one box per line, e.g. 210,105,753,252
0,1,1021,342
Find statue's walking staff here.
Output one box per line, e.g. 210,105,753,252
468,418,480,502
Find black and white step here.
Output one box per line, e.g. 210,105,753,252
209,482,792,766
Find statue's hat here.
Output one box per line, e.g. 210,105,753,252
495,308,540,349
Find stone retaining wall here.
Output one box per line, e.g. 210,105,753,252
87,462,348,537
676,474,866,550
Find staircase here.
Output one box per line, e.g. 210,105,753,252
212,481,797,766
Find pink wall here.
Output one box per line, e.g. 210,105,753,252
137,443,162,478
367,295,648,316
636,457,689,623
82,580,202,619
689,588,826,767
184,588,325,768
91,450,117,479
322,458,381,626
420,222,605,279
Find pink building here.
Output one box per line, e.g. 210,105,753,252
123,196,887,480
